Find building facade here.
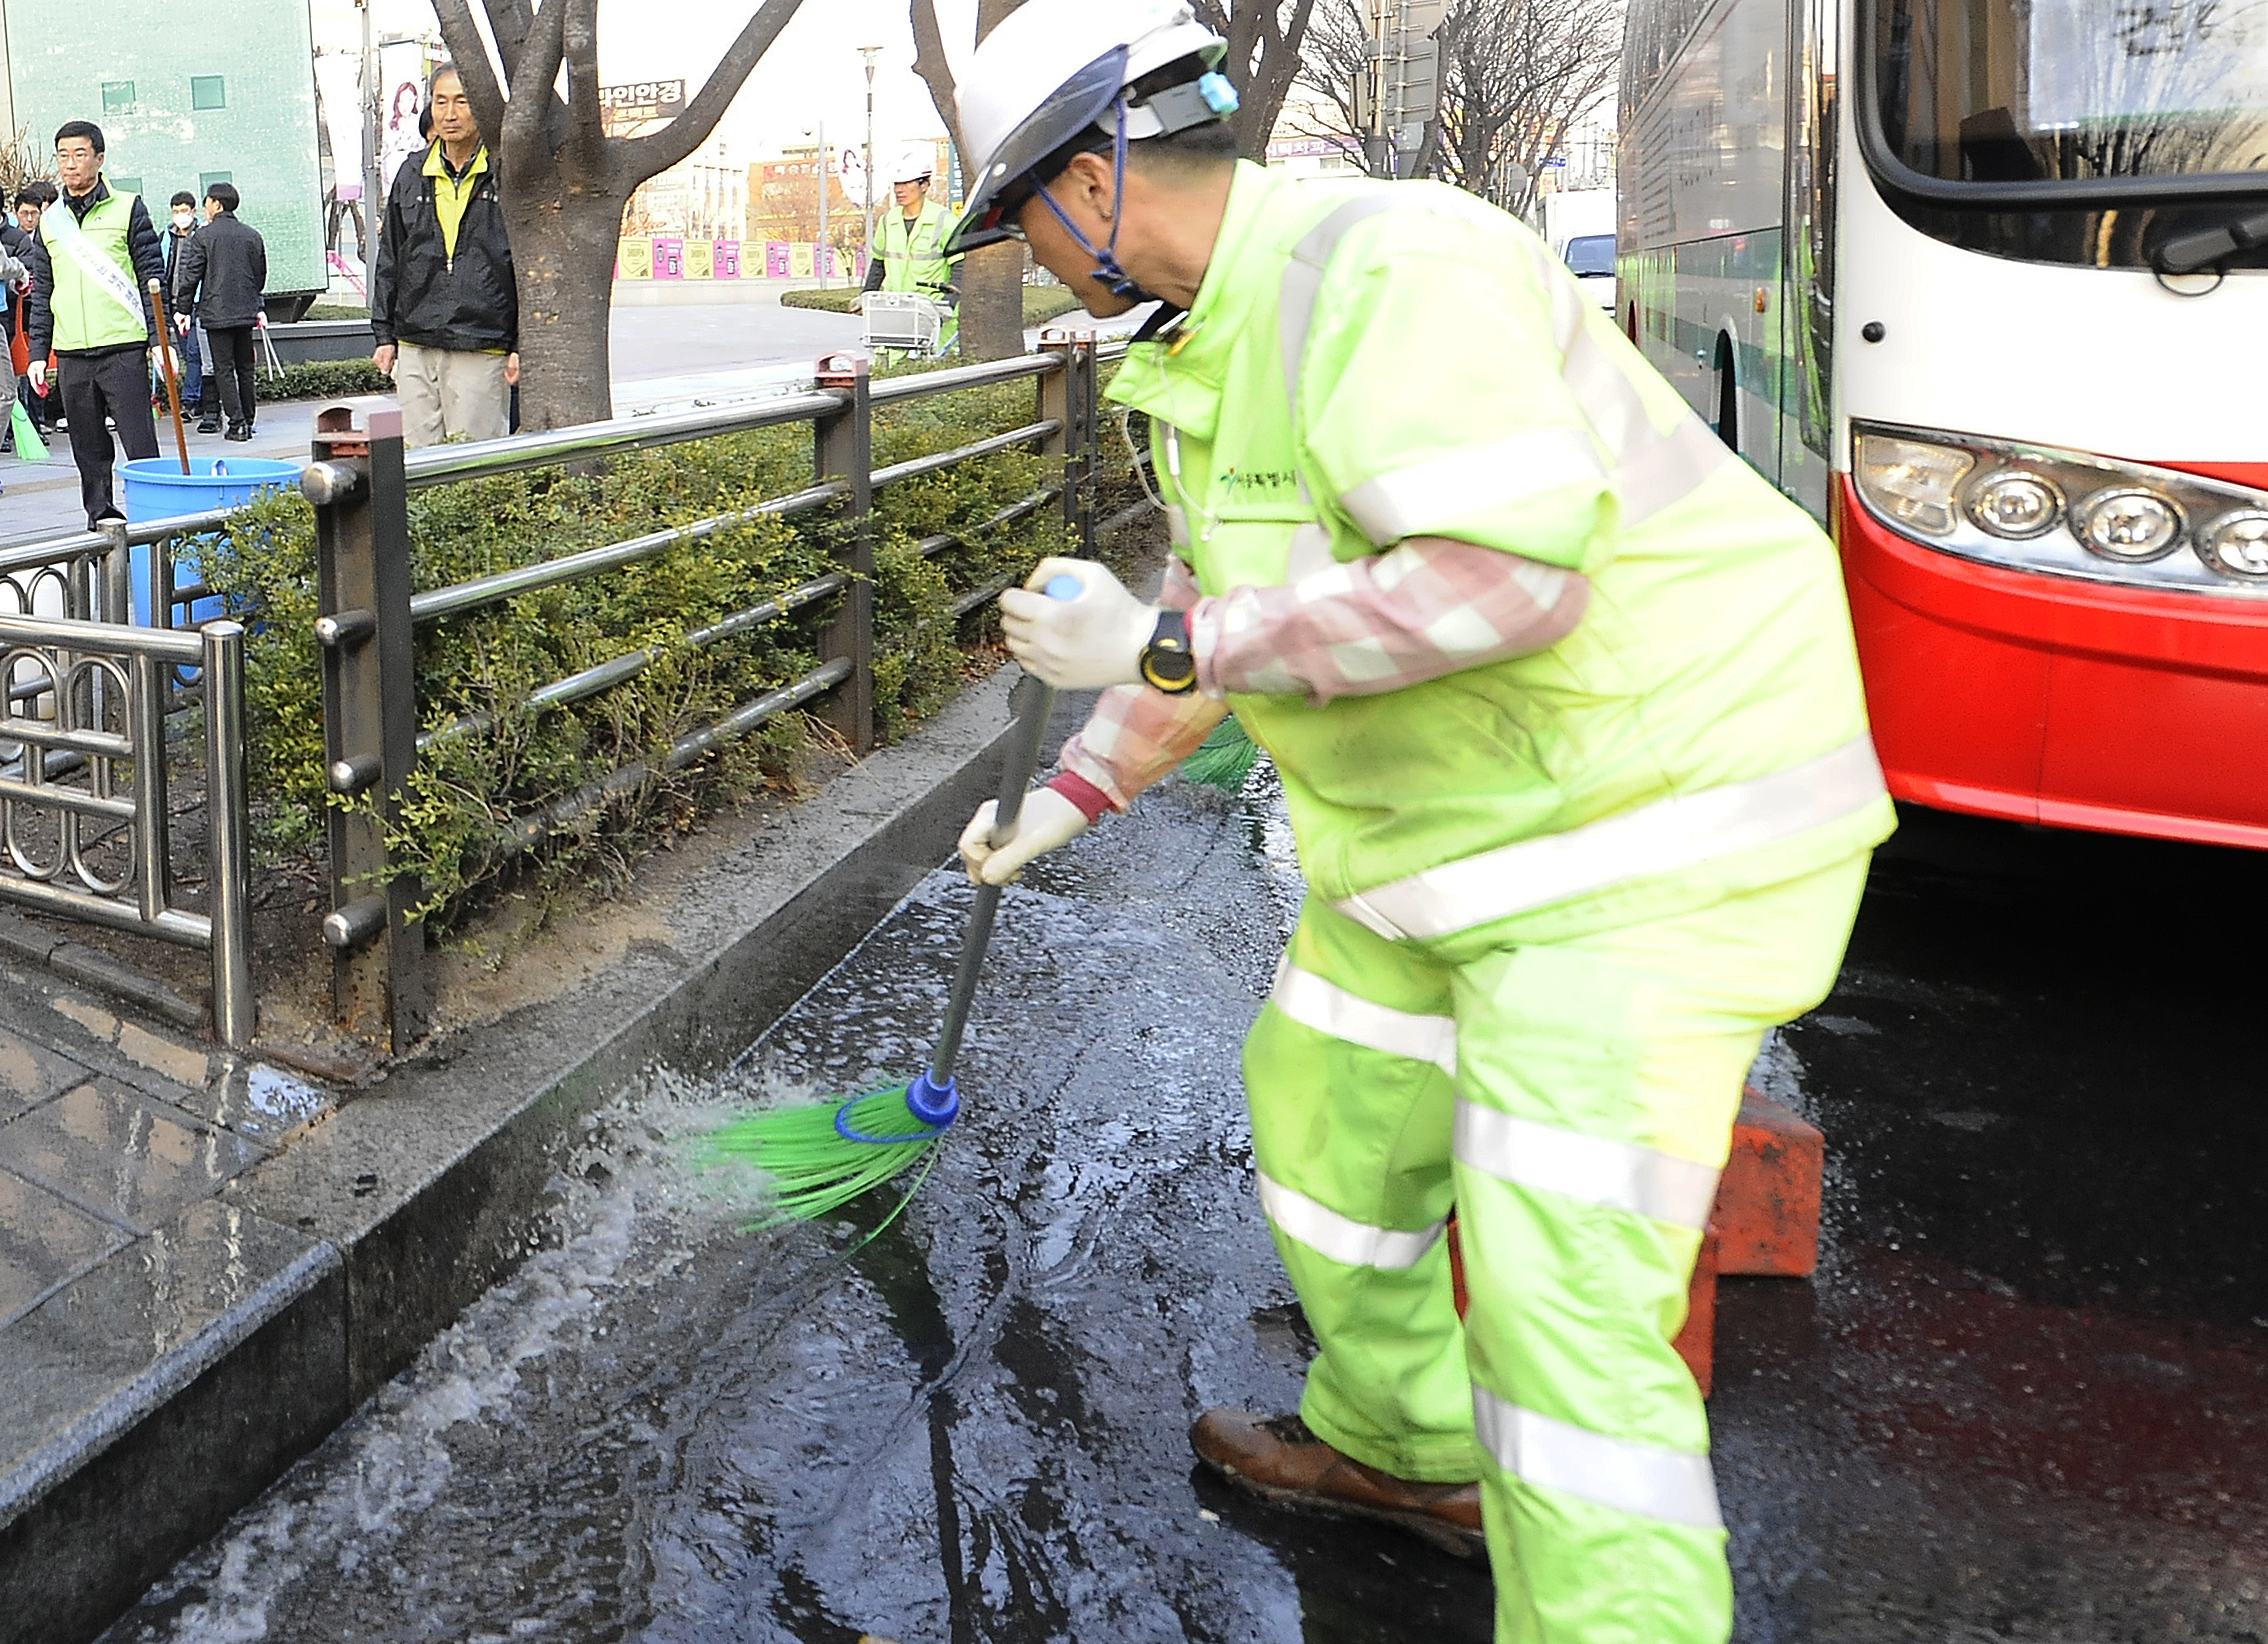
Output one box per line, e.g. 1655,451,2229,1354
0,0,327,304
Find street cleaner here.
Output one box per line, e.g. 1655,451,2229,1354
860,144,964,353
946,3,1895,1640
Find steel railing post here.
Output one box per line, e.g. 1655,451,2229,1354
813,353,875,753
128,650,172,927
98,521,131,626
1071,334,1098,557
1037,331,1098,559
202,619,254,1048
307,400,429,1051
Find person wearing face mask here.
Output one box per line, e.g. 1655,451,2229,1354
157,192,209,430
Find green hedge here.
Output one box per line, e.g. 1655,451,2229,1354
200,376,1077,925
782,285,1085,326
262,359,394,402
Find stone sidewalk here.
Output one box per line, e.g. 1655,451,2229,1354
0,955,337,1526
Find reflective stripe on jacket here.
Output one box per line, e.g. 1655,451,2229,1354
1106,163,1892,944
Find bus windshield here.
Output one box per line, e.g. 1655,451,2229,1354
1870,0,2268,185
1564,234,1616,276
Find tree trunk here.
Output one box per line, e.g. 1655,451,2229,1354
508,193,627,430
910,0,1033,360
958,241,1028,361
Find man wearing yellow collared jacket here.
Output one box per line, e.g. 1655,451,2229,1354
948,5,1894,1641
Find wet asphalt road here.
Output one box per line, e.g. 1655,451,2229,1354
97,770,2268,1643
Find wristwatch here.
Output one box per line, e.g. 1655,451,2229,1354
1139,608,1198,694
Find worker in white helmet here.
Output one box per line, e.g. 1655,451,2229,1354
859,142,962,351
945,2,1890,1642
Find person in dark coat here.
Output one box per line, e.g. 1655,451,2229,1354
157,191,208,428
369,64,518,447
173,182,266,440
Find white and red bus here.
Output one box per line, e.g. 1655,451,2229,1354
1618,0,2268,847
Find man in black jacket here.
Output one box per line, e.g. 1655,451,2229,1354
174,182,266,440
24,121,165,528
370,65,518,447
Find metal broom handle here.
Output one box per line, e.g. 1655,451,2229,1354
925,577,1081,1085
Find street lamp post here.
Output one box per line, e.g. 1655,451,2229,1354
816,118,829,287
860,46,882,286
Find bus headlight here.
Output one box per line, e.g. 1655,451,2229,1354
1967,471,2062,539
2200,511,2268,580
2075,489,2184,562
1855,433,1972,537
1850,421,2268,599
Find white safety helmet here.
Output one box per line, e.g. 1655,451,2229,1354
891,144,937,186
947,0,1236,258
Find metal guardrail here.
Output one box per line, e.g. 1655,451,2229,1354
0,333,1141,1056
307,335,1114,1051
0,610,253,1044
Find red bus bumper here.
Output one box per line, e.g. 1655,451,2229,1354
1835,476,2268,849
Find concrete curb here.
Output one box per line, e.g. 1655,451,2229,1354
0,668,1043,1644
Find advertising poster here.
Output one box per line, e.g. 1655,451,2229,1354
684,239,714,280
654,235,685,278
618,238,654,279
715,240,742,278
766,242,791,278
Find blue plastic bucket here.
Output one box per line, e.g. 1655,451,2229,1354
120,455,300,625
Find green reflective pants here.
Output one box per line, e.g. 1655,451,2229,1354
1243,853,1869,1644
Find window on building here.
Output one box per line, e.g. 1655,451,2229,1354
200,171,233,197
110,175,144,198
101,81,136,114
191,76,226,110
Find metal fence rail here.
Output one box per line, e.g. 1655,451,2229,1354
308,336,1112,1050
0,611,252,1044
0,332,1137,1056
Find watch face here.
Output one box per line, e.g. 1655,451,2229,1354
1143,644,1197,690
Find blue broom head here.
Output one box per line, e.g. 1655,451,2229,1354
1182,714,1262,793
701,1070,958,1225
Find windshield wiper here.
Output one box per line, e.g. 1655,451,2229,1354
2154,209,2268,275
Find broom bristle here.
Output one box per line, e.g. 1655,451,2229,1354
1181,715,1262,793
700,1083,947,1225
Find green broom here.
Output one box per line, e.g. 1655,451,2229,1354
702,581,1078,1225
1181,712,1262,793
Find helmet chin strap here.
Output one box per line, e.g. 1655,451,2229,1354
1035,94,1159,304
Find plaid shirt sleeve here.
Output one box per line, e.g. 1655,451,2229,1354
1049,540,1585,809
1187,537,1589,705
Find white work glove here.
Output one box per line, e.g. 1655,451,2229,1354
999,558,1155,691
958,787,1091,886
27,361,45,393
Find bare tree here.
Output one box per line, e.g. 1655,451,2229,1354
429,0,806,429
1299,0,1621,211
1193,0,1323,157
910,0,1033,362
1433,0,1621,215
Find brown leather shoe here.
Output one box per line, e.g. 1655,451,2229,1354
1191,1408,1486,1561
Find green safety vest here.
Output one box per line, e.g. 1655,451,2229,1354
42,190,147,353
1109,163,1892,946
878,197,960,298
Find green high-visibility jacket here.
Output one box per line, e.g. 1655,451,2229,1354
41,190,149,354
876,198,960,298
1108,163,1892,946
